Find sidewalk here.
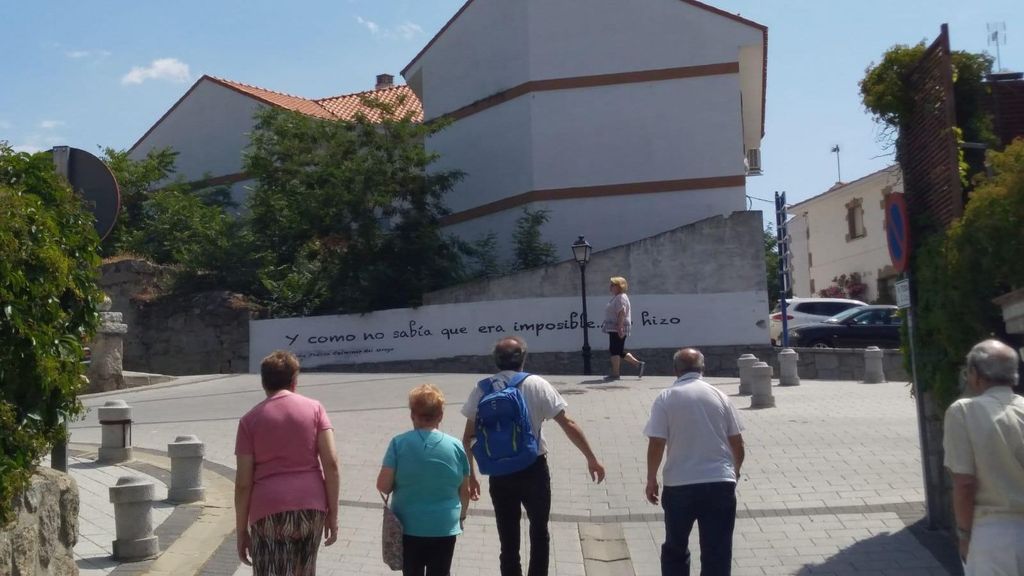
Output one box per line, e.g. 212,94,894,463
63,455,173,575
69,372,959,576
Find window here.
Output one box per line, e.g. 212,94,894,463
852,309,891,325
846,198,865,241
810,279,816,294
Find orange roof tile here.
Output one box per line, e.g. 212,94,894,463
317,85,423,123
130,75,425,153
208,76,337,119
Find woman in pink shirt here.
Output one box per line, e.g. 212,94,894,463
234,351,341,575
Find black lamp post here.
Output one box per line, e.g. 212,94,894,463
571,236,593,375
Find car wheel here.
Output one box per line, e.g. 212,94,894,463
810,341,833,349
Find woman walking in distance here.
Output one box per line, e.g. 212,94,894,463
603,276,645,380
377,384,471,576
235,351,341,575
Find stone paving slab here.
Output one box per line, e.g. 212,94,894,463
68,372,952,575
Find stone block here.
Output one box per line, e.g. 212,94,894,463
816,353,839,370
109,476,159,561
12,524,36,576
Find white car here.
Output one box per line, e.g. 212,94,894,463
769,297,866,345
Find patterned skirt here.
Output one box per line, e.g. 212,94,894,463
250,509,327,576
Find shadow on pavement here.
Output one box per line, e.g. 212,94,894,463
795,521,961,576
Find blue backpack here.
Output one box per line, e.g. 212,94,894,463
472,372,539,476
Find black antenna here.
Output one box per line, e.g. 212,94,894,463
831,145,842,183
988,22,1007,71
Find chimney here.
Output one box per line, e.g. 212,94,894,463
375,74,394,90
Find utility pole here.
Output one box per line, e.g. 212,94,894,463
831,145,842,183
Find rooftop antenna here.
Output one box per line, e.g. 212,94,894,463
831,145,842,183
988,22,1007,71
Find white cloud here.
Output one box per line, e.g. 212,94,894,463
355,16,423,40
40,120,64,129
121,58,191,85
356,16,381,36
65,49,111,60
394,22,424,40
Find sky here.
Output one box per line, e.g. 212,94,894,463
0,0,1020,211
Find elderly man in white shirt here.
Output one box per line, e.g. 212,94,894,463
943,339,1024,575
645,348,745,576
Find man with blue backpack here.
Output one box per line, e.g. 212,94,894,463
462,336,606,576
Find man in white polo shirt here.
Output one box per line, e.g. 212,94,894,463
943,339,1024,574
644,348,745,576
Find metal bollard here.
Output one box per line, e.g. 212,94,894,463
737,354,758,395
168,435,206,503
778,348,800,387
109,476,159,561
749,362,775,409
98,400,133,464
863,346,886,384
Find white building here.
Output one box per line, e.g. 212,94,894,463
129,74,421,208
402,0,767,257
787,166,904,303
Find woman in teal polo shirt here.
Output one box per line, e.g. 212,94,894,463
377,384,471,576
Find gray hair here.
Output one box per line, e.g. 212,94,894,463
672,348,705,374
494,336,528,371
966,339,1020,387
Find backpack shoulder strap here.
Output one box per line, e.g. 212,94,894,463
477,377,497,395
506,372,531,389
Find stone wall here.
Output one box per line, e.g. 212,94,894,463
0,468,79,576
100,259,263,376
313,345,910,382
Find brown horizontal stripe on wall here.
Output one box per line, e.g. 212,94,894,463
442,62,740,122
441,174,745,226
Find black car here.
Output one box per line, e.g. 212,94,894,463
788,305,902,349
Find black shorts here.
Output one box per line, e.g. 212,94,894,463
609,333,627,357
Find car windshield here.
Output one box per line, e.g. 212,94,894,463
824,306,866,323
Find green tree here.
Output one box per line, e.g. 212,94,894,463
511,207,558,271
859,44,995,146
0,144,101,525
244,98,465,314
100,147,182,255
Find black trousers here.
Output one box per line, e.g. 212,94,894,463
661,482,737,576
488,455,551,576
402,535,457,576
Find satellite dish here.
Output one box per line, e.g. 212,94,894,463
52,146,121,241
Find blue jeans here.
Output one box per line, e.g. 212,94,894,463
661,482,737,576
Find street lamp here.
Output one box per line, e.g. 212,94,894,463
571,236,593,375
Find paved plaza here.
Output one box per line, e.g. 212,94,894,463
67,371,958,575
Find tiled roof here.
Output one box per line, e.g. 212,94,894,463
130,75,425,153
317,85,423,122
208,76,338,119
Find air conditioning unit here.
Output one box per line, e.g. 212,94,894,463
745,149,763,176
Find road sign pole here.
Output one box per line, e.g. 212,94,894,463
776,192,790,347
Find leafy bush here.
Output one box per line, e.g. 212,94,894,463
512,208,558,271
911,140,1024,408
0,144,101,525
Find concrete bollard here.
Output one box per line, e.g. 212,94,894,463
749,362,776,409
778,348,800,387
863,346,886,384
98,400,133,464
737,354,758,395
109,476,159,561
86,295,129,393
168,435,206,503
